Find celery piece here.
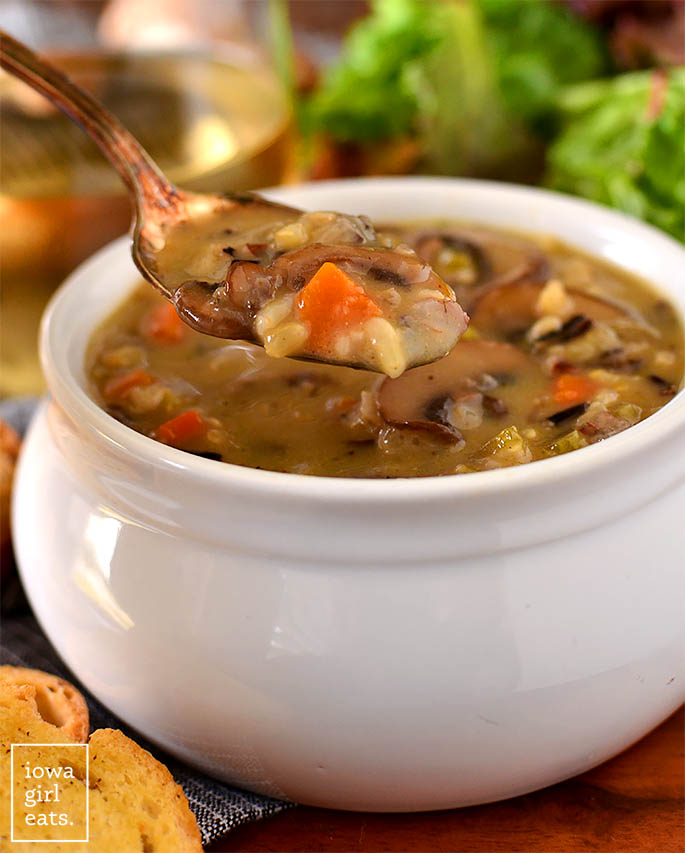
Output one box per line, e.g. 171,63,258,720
545,430,588,456
615,403,642,425
480,426,532,465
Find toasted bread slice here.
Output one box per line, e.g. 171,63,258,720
0,665,89,742
0,420,21,553
84,728,202,852
0,682,202,852
0,683,84,849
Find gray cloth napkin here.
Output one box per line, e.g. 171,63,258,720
1,397,293,847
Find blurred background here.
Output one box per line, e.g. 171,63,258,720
1,0,683,397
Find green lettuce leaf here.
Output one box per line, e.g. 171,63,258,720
478,0,608,124
305,0,607,148
546,69,685,241
417,0,531,177
303,0,443,142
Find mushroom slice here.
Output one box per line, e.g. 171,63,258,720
165,205,469,375
413,232,490,288
178,241,469,377
378,340,539,439
469,280,627,339
411,227,549,300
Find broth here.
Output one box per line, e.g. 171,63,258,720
86,221,684,477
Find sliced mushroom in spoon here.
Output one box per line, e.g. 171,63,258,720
164,208,468,377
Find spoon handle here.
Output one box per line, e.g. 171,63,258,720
0,30,178,211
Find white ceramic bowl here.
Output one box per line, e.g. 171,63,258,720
13,178,685,811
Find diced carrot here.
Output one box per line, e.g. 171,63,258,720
554,373,597,406
142,302,186,344
297,262,381,349
156,409,207,445
103,368,153,400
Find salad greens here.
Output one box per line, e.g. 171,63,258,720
267,0,297,100
415,1,533,178
303,0,442,142
546,69,685,241
305,0,607,147
295,0,682,240
478,0,608,124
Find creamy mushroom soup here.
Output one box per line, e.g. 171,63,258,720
87,221,684,477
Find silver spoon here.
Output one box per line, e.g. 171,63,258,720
0,30,468,375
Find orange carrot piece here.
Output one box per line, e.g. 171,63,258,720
103,368,153,400
297,262,381,349
554,373,597,406
156,409,207,445
142,302,186,344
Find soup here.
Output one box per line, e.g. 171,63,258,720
86,221,684,478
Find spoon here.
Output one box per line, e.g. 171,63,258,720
0,30,468,376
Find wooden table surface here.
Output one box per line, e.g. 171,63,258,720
209,707,684,852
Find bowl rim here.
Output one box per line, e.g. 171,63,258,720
40,176,685,504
